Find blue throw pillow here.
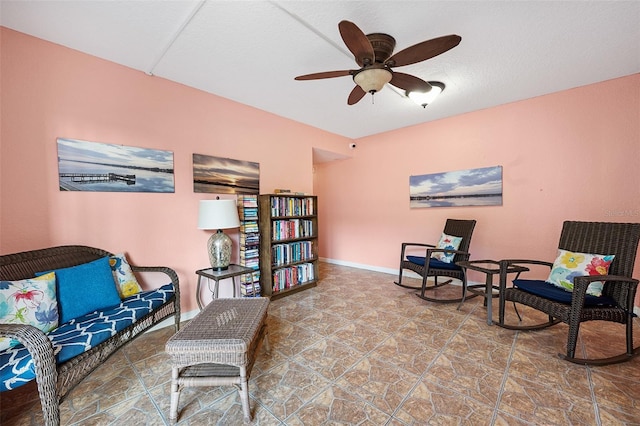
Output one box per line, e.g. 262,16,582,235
37,256,121,324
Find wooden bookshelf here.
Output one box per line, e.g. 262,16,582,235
258,194,318,300
237,195,261,297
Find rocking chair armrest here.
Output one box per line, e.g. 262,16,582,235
401,242,436,249
425,248,470,260
499,258,554,269
498,259,554,292
400,242,436,257
572,275,639,311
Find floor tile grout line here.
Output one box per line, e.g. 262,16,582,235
492,328,519,426
267,286,455,423
386,294,484,421
585,364,602,426
123,347,172,426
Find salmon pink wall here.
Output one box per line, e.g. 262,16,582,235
0,28,350,313
315,74,640,306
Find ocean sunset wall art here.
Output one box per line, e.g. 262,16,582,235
410,166,503,208
193,153,260,194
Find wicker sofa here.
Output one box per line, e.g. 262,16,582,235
0,245,181,425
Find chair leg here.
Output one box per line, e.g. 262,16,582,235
456,273,474,310
395,265,405,286
457,278,467,310
420,273,429,298
626,314,634,356
566,321,580,360
562,314,640,365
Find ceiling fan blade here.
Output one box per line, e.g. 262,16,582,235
347,85,366,105
295,70,352,80
389,72,432,93
387,35,461,68
339,20,375,67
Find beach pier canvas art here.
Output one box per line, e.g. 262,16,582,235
193,153,259,194
410,166,503,208
57,138,175,193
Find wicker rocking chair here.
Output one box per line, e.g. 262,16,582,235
498,221,640,365
394,219,476,303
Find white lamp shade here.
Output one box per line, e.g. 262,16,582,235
353,68,393,93
407,81,445,107
198,199,240,230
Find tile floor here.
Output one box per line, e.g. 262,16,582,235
1,262,639,425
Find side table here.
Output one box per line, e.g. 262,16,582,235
456,260,528,325
196,265,255,310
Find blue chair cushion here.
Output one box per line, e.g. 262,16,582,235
0,283,175,392
406,256,461,271
513,279,616,306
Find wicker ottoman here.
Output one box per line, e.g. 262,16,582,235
165,297,270,423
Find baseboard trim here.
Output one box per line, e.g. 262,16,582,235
148,308,200,332
319,257,467,286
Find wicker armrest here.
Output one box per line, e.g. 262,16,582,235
399,242,436,262
0,323,58,420
426,248,469,256
130,265,179,288
498,259,553,292
130,264,179,292
130,264,181,331
573,274,638,288
401,242,436,248
425,248,471,262
499,258,554,269
0,323,54,357
400,242,436,257
573,274,639,309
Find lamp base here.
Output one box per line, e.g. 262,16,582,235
211,266,229,272
207,230,232,271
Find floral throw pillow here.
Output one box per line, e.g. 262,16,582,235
546,249,615,297
0,272,58,352
430,233,463,264
109,254,143,298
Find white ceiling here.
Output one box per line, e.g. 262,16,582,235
1,1,639,140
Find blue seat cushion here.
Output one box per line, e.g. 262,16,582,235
512,279,616,306
406,256,461,271
0,283,174,392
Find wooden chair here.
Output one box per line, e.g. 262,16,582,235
498,221,640,365
394,219,476,303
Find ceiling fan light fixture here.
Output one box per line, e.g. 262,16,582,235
407,81,445,108
353,68,393,94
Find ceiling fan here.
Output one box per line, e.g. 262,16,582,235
295,20,461,105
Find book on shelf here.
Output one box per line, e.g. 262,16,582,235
269,196,315,217
237,194,261,297
240,270,260,283
271,240,314,266
240,282,261,296
271,262,315,292
271,219,314,240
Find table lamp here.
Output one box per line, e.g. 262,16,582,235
198,198,240,271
